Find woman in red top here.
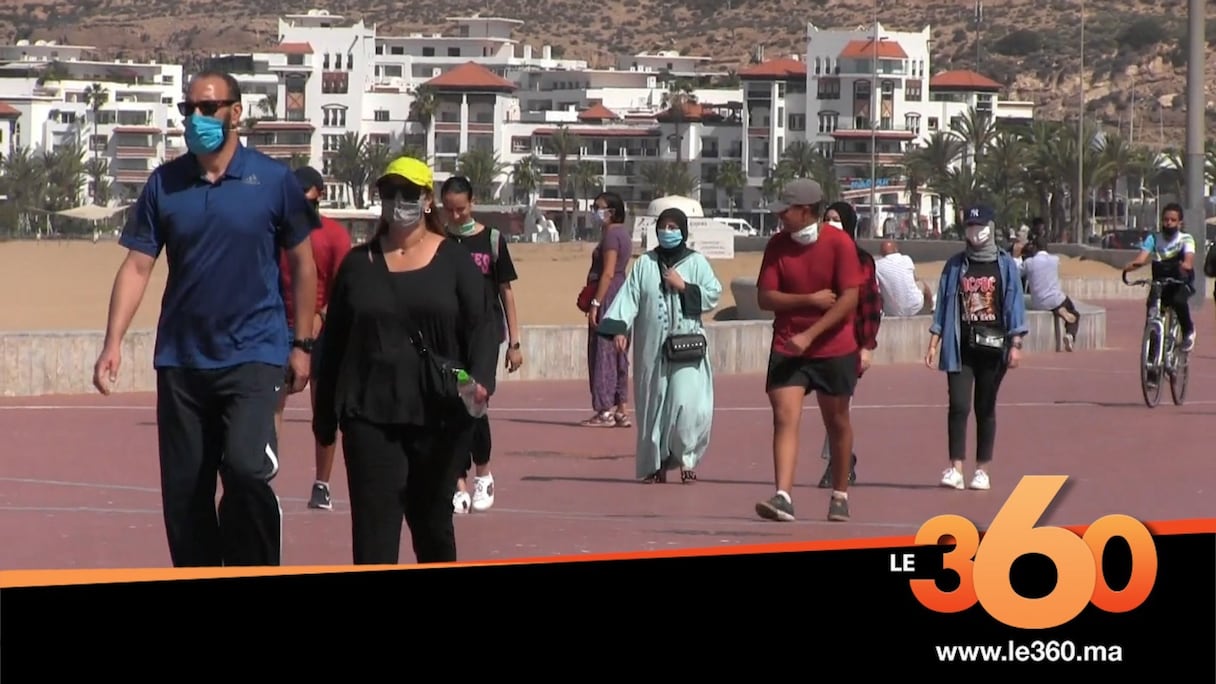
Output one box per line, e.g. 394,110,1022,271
816,201,881,489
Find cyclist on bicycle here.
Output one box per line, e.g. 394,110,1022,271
1122,203,1196,352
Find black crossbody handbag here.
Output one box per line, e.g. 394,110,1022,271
661,270,708,364
373,246,466,406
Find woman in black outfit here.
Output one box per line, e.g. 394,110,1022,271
311,157,499,565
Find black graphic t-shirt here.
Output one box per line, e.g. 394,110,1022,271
450,226,519,342
959,259,1005,338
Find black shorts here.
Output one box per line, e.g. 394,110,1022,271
765,350,859,397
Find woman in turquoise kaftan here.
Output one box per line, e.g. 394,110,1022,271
597,207,723,483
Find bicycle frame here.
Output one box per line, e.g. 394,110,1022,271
1143,283,1171,371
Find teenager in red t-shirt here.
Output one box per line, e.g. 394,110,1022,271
753,179,864,524
273,166,353,511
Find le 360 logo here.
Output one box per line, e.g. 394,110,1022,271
910,475,1158,630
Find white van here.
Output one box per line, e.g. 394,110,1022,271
713,217,758,237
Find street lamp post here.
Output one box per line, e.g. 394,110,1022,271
868,2,878,237
1076,0,1085,245
1185,0,1206,303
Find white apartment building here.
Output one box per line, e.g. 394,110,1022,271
203,9,588,205
0,40,184,204
803,21,1035,233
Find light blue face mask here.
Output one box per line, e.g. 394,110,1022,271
185,114,226,155
657,229,683,249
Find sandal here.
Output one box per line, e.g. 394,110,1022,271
614,412,632,427
681,469,697,484
581,411,616,427
642,469,667,484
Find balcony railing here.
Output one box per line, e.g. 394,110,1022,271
830,121,918,134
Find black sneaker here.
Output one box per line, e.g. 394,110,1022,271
755,494,796,522
818,453,858,488
828,495,850,522
308,482,332,510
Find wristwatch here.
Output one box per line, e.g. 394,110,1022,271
292,337,316,353
509,342,521,350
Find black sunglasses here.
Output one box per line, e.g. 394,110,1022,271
377,183,423,202
177,99,237,117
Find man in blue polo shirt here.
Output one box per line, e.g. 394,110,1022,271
92,70,319,568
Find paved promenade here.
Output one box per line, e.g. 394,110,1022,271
2,300,1213,569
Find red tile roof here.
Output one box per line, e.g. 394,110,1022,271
838,39,908,60
738,57,807,80
577,103,619,121
272,42,314,55
0,103,20,117
423,62,517,91
113,126,160,134
656,101,704,122
929,69,1003,91
532,127,659,137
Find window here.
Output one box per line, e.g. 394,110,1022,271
817,77,840,100
391,46,404,55
817,113,838,134
323,53,330,69
881,80,894,95
323,108,347,127
906,80,922,101
905,115,921,135
323,134,341,151
287,54,303,66
374,110,390,122
447,47,460,57
422,47,435,57
928,117,939,130
787,114,806,131
375,45,383,55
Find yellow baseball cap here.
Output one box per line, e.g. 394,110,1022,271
377,156,433,190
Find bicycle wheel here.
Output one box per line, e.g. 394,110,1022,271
1170,319,1190,405
1140,322,1163,408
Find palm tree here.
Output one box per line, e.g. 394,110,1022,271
777,141,840,202
639,160,699,198
715,160,747,216
257,94,278,121
456,149,510,202
82,83,108,202
332,132,370,209
549,125,580,239
570,159,602,213
511,155,542,204
660,79,697,164
84,157,111,207
407,86,438,151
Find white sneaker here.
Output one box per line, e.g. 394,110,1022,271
453,490,471,514
969,470,991,490
940,467,965,490
1182,331,1196,352
471,473,495,512
1063,333,1075,352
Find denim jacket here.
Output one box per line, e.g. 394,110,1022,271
928,250,1029,373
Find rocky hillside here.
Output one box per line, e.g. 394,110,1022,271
1,0,1212,144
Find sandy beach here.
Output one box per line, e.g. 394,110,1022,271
0,239,1127,331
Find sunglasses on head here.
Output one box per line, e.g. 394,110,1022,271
177,99,237,117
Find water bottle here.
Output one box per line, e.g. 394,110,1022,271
455,369,487,418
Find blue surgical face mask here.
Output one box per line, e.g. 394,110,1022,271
657,229,683,249
185,114,227,155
